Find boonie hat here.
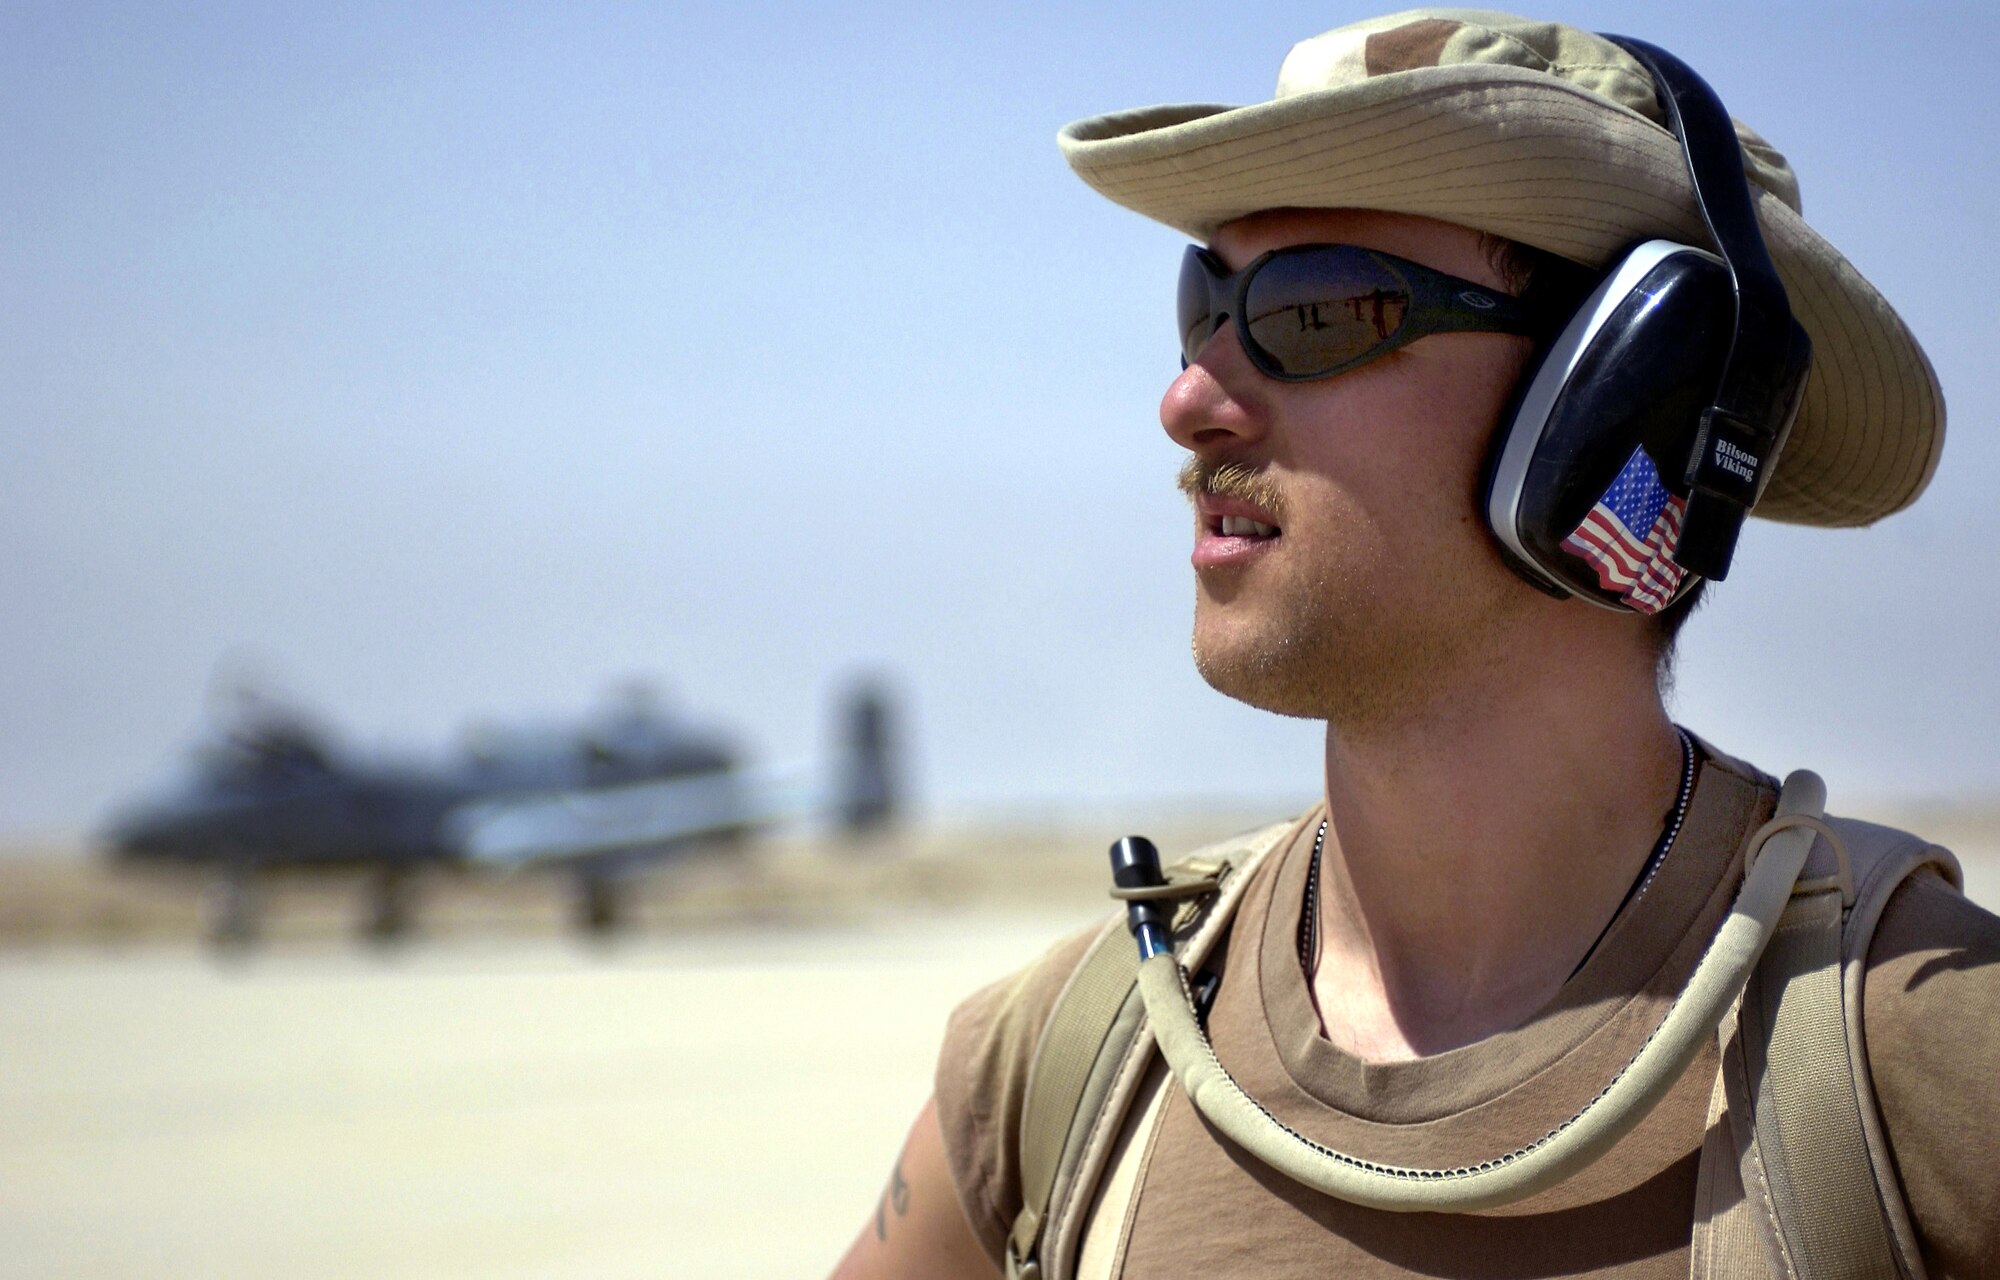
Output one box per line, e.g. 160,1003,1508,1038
1059,8,1943,527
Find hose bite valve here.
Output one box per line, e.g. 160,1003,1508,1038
1109,835,1173,960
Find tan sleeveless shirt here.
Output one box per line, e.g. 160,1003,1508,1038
935,749,2000,1278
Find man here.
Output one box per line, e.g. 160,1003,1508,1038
833,11,2000,1278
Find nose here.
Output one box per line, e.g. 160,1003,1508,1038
1160,322,1270,456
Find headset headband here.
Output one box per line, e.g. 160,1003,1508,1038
1603,36,1811,580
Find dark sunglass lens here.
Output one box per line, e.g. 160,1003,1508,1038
1242,248,1410,376
1178,248,1224,364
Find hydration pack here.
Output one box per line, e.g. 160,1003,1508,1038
1004,774,1961,1280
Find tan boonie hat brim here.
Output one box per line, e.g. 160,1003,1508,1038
1059,10,1944,527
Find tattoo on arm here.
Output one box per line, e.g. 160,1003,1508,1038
873,1155,912,1242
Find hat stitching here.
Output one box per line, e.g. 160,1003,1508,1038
1822,284,1884,491
1904,378,1948,506
1069,70,1668,171
1086,103,1686,212
1102,127,1698,247
1152,126,1676,199
1084,130,1709,241
1790,287,1887,522
1077,96,1662,185
1071,81,1797,226
1194,166,1686,241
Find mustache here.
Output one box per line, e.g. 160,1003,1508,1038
1176,459,1287,520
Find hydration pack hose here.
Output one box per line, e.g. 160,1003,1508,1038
1124,769,1835,1213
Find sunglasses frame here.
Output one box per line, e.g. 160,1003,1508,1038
1180,243,1547,382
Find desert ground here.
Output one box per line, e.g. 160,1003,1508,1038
2,814,1995,1279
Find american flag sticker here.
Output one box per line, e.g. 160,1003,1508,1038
1560,446,1689,615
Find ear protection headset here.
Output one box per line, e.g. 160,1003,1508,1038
1481,36,1813,614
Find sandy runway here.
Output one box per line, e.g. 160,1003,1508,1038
4,834,1993,1280
0,911,1098,1280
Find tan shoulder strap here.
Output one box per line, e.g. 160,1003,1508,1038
1007,916,1138,1278
1689,1041,1763,1280
1004,820,1295,1280
1695,815,1960,1280
1832,821,1959,1277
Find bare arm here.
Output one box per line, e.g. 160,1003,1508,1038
830,1095,1000,1280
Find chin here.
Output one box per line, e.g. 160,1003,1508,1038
1189,585,1512,728
1190,612,1342,722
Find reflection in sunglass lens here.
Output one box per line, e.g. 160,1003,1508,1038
1243,249,1410,376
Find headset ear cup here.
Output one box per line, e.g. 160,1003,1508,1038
1483,241,1735,613
1481,288,1612,602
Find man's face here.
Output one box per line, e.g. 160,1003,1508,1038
1165,207,1540,727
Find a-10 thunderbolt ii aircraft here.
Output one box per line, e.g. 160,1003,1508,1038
102,680,896,946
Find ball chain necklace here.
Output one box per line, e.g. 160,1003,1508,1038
1297,727,1697,984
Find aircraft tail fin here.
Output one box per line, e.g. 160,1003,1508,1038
835,680,896,833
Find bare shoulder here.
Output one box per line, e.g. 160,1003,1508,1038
829,1097,1001,1280
826,918,1117,1280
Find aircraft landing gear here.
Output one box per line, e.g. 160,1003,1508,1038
574,868,630,937
361,864,418,944
205,859,261,951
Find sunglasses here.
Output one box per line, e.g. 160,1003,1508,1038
1178,243,1545,381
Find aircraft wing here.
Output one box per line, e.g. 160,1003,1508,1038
442,766,819,870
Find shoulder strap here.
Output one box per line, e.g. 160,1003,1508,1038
1695,814,1960,1280
1688,1046,1763,1280
1831,821,1959,1277
1004,819,1296,1280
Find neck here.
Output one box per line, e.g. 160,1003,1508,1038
1309,635,1682,1062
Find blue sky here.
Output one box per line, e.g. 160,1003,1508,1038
4,2,1997,836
